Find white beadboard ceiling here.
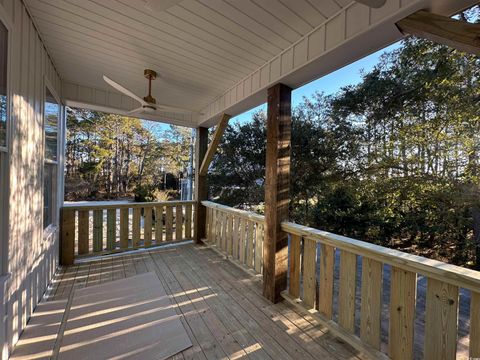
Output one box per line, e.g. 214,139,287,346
25,0,478,127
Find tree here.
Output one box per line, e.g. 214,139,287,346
209,26,480,268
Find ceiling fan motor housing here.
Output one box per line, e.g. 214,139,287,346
143,95,156,104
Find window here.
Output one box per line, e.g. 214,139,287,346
43,87,59,229
0,18,8,274
0,20,6,148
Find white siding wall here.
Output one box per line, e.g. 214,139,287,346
0,0,63,357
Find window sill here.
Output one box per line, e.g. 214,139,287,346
43,224,58,240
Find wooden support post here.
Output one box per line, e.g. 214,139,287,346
263,83,291,303
397,10,480,56
60,208,75,265
194,127,208,243
199,113,231,176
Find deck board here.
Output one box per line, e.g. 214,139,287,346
15,243,361,360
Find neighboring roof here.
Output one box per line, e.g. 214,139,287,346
25,0,477,127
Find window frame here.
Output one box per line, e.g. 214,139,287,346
0,9,9,154
43,78,62,235
0,5,12,277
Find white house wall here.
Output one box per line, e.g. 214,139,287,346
0,0,63,357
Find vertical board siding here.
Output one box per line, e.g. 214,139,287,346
4,0,63,353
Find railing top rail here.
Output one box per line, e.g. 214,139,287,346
202,200,480,291
63,200,196,211
202,201,265,223
282,221,480,291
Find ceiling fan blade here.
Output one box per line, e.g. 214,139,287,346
126,106,144,116
156,104,200,114
103,75,147,106
354,0,386,8
145,0,183,12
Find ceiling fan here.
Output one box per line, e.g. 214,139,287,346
103,69,199,116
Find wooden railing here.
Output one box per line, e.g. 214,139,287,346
203,201,265,274
61,200,195,263
283,223,480,360
202,201,480,360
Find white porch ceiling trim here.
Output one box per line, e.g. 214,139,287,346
62,80,199,127
199,0,478,127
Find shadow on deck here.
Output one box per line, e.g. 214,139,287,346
12,243,363,360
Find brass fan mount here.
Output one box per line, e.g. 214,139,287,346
143,69,157,104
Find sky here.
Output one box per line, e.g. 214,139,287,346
232,41,401,124
145,40,401,134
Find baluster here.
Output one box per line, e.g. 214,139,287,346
254,223,263,273
176,205,183,241
338,250,357,333
78,209,89,255
132,207,141,247
144,207,152,247
238,217,246,263
289,234,301,298
106,208,116,250
155,205,164,243
120,208,129,249
360,258,383,349
303,238,317,309
93,209,103,252
389,267,416,360
185,203,192,239
318,243,335,319
165,206,173,242
246,220,255,268
471,291,480,358
424,278,459,360
227,214,233,255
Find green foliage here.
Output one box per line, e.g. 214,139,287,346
133,184,157,202
209,32,480,267
65,110,191,200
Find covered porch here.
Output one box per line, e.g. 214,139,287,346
0,0,479,359
20,198,476,359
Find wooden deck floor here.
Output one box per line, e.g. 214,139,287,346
33,243,362,360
